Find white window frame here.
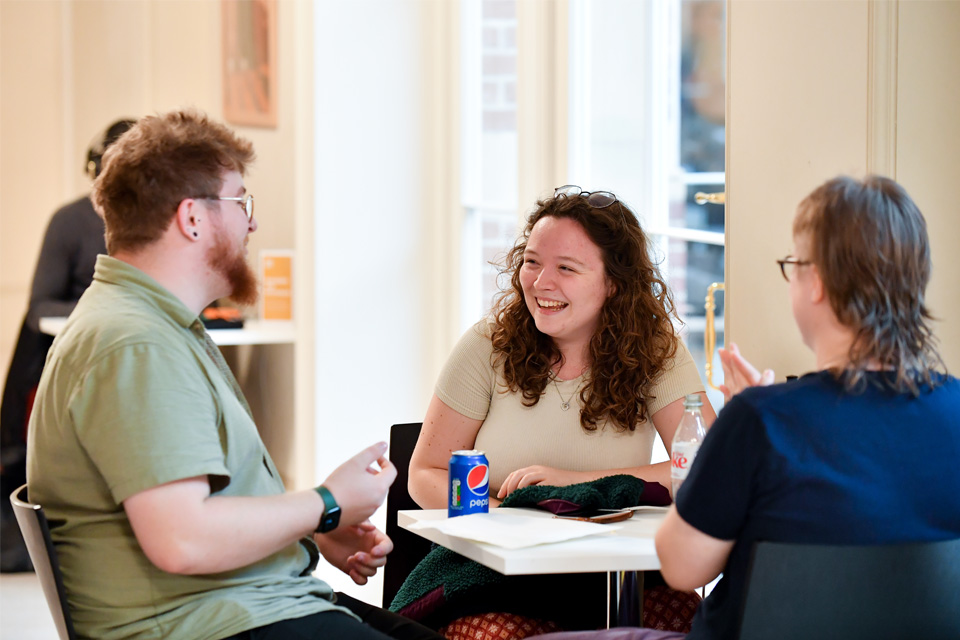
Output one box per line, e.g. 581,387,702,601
565,0,726,405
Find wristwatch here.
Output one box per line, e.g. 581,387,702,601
314,485,341,533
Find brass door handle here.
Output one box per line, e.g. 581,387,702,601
704,282,725,390
694,191,725,205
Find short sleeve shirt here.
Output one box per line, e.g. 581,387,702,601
435,321,706,490
676,371,960,640
27,256,348,640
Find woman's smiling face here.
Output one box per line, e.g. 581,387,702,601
519,215,612,352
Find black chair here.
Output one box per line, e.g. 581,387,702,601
738,538,960,640
382,422,433,608
9,483,78,640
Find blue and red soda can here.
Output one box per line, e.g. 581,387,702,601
448,449,489,517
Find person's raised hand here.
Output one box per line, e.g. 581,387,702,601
717,343,775,402
321,442,397,528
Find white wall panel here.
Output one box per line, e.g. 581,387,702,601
897,0,960,371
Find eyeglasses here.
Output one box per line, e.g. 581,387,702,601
554,185,618,208
198,194,255,221
776,256,812,282
554,185,627,225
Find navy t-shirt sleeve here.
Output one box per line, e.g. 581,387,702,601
675,393,769,541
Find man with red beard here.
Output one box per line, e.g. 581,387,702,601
24,110,444,640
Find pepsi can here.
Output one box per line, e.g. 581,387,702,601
448,450,489,517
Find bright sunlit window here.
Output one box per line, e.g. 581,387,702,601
459,0,520,329
567,0,726,409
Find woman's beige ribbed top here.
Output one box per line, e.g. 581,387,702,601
435,321,706,491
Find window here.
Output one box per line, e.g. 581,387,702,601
568,0,726,409
459,0,520,330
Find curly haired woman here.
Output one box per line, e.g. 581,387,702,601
405,187,716,631
410,186,715,510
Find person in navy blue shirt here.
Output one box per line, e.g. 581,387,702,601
536,174,960,640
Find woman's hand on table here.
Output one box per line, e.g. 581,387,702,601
313,520,392,585
496,465,590,500
718,342,775,402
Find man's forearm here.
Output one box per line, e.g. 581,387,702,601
125,477,324,575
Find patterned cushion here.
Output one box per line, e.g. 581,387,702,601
440,612,562,640
642,584,702,633
438,586,700,639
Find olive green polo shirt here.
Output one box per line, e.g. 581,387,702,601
27,256,346,640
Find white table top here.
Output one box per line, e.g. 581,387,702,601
399,507,667,575
39,317,295,346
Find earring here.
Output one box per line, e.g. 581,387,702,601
192,231,199,238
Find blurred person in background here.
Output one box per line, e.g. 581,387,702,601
0,118,135,573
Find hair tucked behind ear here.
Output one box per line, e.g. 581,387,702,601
489,192,680,432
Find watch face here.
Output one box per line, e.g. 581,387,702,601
321,505,341,533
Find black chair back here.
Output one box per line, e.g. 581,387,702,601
382,422,434,608
739,538,960,640
9,484,77,640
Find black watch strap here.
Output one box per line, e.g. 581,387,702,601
314,485,341,533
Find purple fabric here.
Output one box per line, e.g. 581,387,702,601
641,481,673,507
536,481,672,515
397,585,445,621
536,498,582,514
534,629,686,640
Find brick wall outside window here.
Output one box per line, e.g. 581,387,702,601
478,0,519,311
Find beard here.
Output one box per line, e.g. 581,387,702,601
207,229,259,307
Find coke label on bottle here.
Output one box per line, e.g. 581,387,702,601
670,394,708,497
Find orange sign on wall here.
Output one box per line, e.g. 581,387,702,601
260,250,293,320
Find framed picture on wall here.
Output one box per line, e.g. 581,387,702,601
222,0,277,128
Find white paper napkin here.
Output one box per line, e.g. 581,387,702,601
408,511,620,549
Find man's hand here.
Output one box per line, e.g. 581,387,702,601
496,465,588,500
322,442,397,528
314,521,392,585
718,342,775,402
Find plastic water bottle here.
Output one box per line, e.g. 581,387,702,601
670,394,708,497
